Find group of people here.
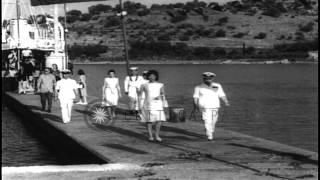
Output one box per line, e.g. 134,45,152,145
100,67,229,141
36,65,229,141
36,66,87,123
101,67,168,142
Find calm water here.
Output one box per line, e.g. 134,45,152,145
2,107,63,166
75,64,318,152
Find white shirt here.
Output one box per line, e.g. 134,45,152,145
124,75,144,98
193,82,226,109
56,78,78,100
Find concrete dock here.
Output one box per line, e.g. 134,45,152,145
3,92,318,180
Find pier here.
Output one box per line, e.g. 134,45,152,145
3,92,318,180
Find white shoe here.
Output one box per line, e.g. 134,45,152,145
81,102,88,105
76,102,82,105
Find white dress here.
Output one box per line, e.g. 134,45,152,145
140,82,167,123
103,77,120,106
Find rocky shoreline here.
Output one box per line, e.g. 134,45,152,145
73,59,318,65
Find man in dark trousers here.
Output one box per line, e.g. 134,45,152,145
37,67,56,112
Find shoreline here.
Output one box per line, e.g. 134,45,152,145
72,60,318,65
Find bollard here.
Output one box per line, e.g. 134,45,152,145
168,107,185,122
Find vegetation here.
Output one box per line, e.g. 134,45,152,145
67,44,108,59
55,0,318,62
254,32,267,39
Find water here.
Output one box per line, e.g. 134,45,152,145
2,107,64,167
74,64,318,152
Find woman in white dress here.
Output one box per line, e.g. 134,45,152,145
140,70,168,142
76,69,88,105
139,70,149,114
102,69,121,122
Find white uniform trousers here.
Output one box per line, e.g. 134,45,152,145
60,99,74,123
201,108,219,139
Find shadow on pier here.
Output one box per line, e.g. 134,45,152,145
228,143,318,165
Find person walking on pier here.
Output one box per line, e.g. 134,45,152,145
37,67,56,112
102,69,121,122
139,70,149,122
124,67,144,115
51,64,61,81
193,72,230,141
55,69,78,123
140,70,168,142
76,69,88,105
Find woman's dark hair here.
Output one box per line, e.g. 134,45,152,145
108,69,116,75
77,69,85,75
147,69,159,81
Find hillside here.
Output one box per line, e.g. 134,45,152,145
62,0,318,61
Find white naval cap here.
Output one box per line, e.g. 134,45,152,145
61,69,71,74
129,67,138,70
202,72,216,77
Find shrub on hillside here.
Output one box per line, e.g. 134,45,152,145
91,15,100,20
173,42,190,56
299,22,314,32
228,49,239,57
215,29,226,37
170,14,188,23
193,47,211,58
233,32,245,38
276,35,286,40
217,17,229,25
67,10,82,17
196,29,211,37
157,34,171,41
137,9,151,16
274,39,318,52
212,47,226,57
80,13,91,21
227,26,236,30
177,23,194,29
246,46,256,54
184,29,195,36
208,2,223,11
294,32,305,41
116,1,147,15
66,15,79,23
254,32,267,39
68,44,108,59
262,6,282,18
245,8,258,16
88,4,112,15
104,17,121,28
202,15,209,22
179,35,190,41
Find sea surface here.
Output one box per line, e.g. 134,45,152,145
74,64,318,152
2,107,64,166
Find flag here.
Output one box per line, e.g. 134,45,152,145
30,0,107,6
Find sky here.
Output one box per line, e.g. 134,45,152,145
2,0,234,20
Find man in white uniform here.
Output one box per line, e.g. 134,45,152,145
124,67,144,113
193,72,230,140
55,70,78,123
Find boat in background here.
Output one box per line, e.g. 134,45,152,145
2,1,67,71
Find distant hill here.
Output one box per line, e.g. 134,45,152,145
62,0,318,60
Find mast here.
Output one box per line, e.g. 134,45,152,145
16,0,21,70
64,2,68,69
119,0,130,75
